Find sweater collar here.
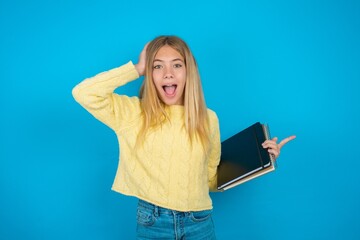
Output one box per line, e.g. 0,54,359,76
165,105,184,119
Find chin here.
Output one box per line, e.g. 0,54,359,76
162,97,182,106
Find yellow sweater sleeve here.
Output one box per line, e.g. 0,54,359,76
72,61,140,131
207,111,221,192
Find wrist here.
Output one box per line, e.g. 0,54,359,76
135,64,144,76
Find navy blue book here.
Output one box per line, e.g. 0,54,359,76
217,122,275,191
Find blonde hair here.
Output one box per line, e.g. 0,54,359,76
138,35,210,150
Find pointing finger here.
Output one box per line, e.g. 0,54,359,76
279,135,296,148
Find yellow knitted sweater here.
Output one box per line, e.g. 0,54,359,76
72,61,221,211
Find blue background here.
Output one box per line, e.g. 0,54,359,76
1,0,359,239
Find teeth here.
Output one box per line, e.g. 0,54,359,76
162,84,177,89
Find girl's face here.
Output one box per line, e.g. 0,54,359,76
152,45,186,106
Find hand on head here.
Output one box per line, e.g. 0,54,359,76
135,43,149,76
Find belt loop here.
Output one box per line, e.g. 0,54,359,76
154,205,159,217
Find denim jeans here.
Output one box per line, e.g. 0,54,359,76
136,199,216,240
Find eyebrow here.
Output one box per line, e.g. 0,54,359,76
153,58,184,62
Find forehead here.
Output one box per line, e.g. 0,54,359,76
154,45,183,61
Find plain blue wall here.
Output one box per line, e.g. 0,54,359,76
1,0,359,239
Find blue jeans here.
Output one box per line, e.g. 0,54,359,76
136,199,216,240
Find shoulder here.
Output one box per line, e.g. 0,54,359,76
113,94,142,116
206,108,221,142
206,108,219,123
206,108,220,134
113,94,140,106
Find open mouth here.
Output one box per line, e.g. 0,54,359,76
162,84,177,96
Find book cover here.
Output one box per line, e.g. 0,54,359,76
217,122,275,191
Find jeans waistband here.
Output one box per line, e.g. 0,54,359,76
138,199,192,217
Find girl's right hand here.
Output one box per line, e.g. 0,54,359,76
135,43,149,76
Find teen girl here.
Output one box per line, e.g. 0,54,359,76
72,35,295,239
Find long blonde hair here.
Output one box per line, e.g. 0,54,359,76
138,36,210,150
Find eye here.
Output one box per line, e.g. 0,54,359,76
174,63,183,68
153,64,162,69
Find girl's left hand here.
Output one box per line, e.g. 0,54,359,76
262,135,296,160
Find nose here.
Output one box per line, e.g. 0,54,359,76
163,66,174,79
